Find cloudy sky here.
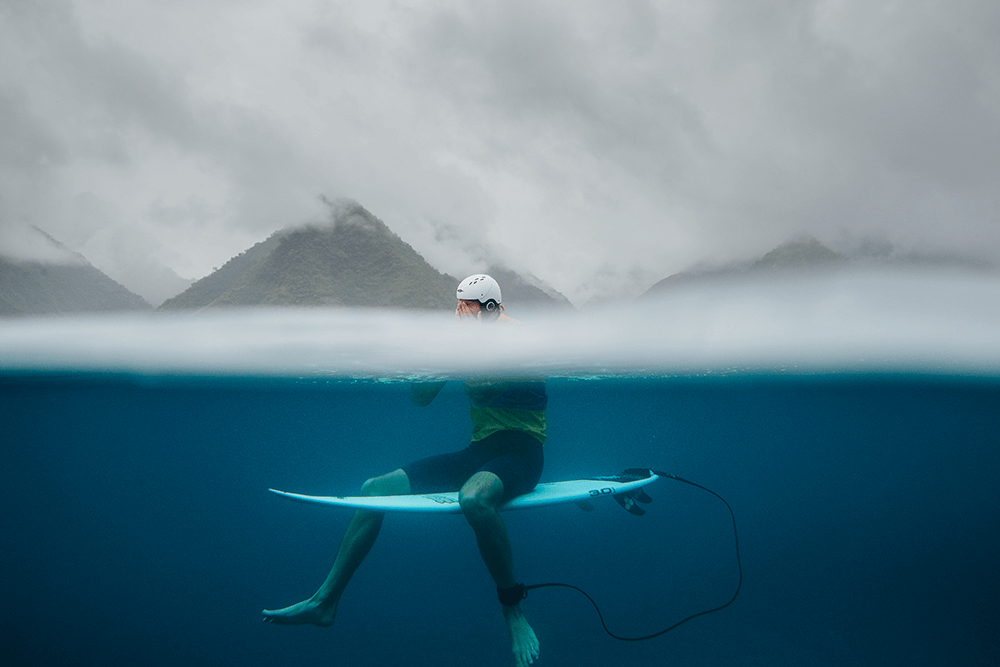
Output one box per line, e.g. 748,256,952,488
1,0,998,305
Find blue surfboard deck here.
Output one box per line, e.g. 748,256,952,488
270,471,659,513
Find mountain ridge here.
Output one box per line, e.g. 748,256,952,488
636,236,994,301
159,199,459,310
0,229,151,316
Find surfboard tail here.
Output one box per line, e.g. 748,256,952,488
612,469,657,515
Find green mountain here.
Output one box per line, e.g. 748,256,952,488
0,232,151,316
159,199,458,310
156,230,286,310
639,236,844,301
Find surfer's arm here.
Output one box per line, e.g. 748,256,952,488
411,380,447,406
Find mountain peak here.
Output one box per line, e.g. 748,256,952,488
637,236,844,301
322,197,390,235
160,200,458,310
751,236,842,271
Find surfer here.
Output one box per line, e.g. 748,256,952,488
263,274,545,667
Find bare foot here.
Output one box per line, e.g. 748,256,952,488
262,597,337,626
503,604,540,667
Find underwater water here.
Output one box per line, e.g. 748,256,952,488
2,371,998,666
1,272,999,666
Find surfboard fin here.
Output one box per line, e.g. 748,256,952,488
614,487,653,515
574,500,596,512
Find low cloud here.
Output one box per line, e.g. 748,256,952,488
1,1,997,305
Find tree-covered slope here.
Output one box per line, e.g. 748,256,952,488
0,256,151,316
159,200,457,310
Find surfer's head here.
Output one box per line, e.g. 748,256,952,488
456,274,502,322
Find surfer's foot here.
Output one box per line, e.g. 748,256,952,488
262,597,337,627
503,604,540,667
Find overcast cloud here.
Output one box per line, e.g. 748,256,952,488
1,0,998,305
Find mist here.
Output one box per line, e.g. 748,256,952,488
2,270,996,377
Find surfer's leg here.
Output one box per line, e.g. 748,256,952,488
460,471,515,586
460,471,540,667
262,468,410,627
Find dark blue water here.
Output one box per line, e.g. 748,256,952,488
2,372,998,666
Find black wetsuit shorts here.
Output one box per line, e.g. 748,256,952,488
403,430,543,502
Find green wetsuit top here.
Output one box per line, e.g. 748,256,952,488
464,378,547,445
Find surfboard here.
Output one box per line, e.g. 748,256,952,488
269,470,659,513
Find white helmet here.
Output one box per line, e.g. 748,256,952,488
456,274,502,311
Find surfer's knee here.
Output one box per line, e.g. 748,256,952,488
459,478,502,522
359,478,381,496
459,491,494,523
361,469,410,496
460,472,504,503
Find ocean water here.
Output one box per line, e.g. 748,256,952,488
1,371,997,666
1,271,999,666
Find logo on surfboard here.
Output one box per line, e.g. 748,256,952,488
424,494,460,504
